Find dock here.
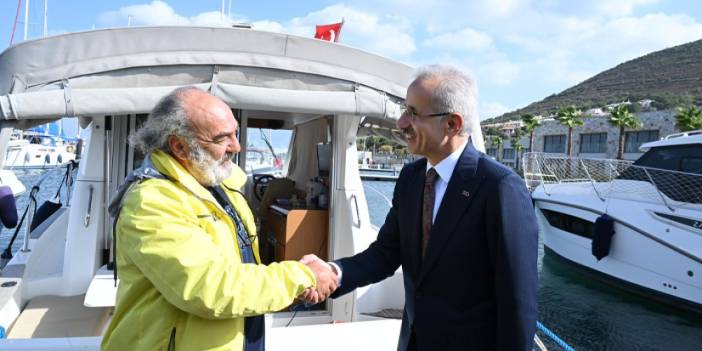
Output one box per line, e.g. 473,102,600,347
359,167,399,181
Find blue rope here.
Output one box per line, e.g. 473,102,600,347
536,321,575,351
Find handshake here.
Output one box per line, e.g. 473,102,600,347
298,254,339,305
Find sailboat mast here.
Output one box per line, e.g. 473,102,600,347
43,0,48,37
23,0,29,41
221,0,226,22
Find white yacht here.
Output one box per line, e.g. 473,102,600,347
3,131,77,169
524,131,702,312
0,26,490,349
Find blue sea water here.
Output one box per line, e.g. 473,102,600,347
361,180,702,351
0,167,70,255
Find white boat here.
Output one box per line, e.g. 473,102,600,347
3,129,77,169
0,26,428,349
524,130,702,312
0,169,25,197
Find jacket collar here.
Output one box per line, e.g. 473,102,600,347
150,149,246,206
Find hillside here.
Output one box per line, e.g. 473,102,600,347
484,38,702,124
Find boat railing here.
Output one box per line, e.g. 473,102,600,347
523,152,702,210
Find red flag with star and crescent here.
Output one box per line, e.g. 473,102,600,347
314,19,344,42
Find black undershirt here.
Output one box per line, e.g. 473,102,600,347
207,186,264,351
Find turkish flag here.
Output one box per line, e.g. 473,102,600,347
314,21,344,42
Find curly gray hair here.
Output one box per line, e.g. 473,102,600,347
129,86,201,154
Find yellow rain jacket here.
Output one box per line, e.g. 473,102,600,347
101,150,316,351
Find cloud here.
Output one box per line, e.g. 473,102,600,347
592,0,659,16
97,1,229,27
423,27,493,52
480,60,522,86
281,4,417,58
494,10,702,92
92,1,702,115
251,20,285,33
592,13,702,62
97,2,417,59
480,102,512,120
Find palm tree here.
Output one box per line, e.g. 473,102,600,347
510,130,525,171
520,113,540,152
491,135,503,161
555,106,585,156
674,105,702,132
608,105,642,160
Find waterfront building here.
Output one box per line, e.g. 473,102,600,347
484,109,680,170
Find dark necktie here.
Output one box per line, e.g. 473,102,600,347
422,168,439,257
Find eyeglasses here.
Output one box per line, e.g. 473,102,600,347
400,106,452,122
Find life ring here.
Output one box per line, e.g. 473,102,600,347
66,145,75,153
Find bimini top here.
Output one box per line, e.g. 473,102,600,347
0,26,414,124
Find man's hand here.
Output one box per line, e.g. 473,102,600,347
299,254,338,305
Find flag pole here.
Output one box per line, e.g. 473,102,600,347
336,17,345,42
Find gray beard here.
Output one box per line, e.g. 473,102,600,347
189,143,234,186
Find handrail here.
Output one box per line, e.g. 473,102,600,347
536,321,576,351
523,152,702,211
350,194,361,227
641,167,675,212
579,159,604,201
84,185,94,227
21,186,39,253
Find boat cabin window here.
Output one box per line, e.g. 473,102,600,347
244,127,290,176
634,145,702,174
541,209,594,239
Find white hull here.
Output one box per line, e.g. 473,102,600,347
0,169,26,197
533,183,702,311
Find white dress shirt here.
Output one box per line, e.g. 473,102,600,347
426,140,469,223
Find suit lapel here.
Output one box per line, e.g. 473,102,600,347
418,143,485,286
406,160,426,281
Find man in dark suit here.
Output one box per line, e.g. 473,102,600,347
304,65,538,350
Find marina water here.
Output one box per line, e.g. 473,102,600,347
2,170,701,350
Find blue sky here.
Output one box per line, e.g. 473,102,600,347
2,0,702,122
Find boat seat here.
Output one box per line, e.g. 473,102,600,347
7,294,112,338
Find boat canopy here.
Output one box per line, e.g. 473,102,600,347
0,26,412,129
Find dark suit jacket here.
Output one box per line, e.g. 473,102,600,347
334,143,539,350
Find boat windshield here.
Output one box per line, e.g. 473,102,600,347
634,145,702,175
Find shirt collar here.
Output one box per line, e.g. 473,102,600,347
426,139,468,183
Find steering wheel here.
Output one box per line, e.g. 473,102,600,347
253,174,276,201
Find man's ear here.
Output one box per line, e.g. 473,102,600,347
168,135,189,161
447,113,464,135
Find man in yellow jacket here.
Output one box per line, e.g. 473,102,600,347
101,87,337,351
